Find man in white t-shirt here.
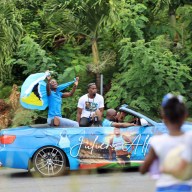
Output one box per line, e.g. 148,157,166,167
77,83,104,127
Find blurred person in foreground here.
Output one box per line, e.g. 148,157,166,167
162,131,192,180
139,93,192,192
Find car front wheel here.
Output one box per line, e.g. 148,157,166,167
33,146,66,177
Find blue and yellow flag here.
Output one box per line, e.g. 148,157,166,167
20,72,75,110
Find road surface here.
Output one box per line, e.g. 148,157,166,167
0,168,156,192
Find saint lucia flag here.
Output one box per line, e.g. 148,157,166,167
20,72,75,110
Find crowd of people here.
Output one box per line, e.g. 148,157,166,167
0,73,192,190
46,75,192,191
46,76,103,127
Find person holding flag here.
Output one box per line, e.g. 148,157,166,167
46,74,79,127
20,71,79,127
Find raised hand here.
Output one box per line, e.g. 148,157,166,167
45,70,51,81
46,75,51,81
74,77,79,86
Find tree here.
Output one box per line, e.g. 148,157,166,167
14,0,46,41
0,0,23,84
110,0,148,40
41,0,118,92
105,36,192,118
152,0,192,42
12,36,55,76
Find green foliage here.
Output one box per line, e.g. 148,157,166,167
51,43,92,82
0,0,23,84
1,0,192,123
61,89,82,120
142,1,189,43
105,36,192,118
41,3,78,47
152,0,192,14
35,109,48,124
40,0,120,93
144,9,177,41
0,85,12,99
177,5,192,40
12,36,56,75
14,0,45,40
70,0,118,36
112,0,148,40
12,109,38,127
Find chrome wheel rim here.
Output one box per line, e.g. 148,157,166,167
34,147,65,176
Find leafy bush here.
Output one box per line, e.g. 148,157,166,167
52,43,92,82
105,36,192,118
111,0,148,40
12,36,56,75
12,108,38,127
0,85,12,99
61,89,83,120
0,1,23,84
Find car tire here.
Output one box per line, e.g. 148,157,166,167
33,146,66,177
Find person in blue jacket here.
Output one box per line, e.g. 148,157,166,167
46,75,79,127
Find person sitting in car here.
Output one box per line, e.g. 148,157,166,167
117,111,141,125
102,109,136,128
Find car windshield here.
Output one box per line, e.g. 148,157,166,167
124,106,161,123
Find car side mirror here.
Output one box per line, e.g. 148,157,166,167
140,118,149,126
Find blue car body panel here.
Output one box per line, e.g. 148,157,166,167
1,106,192,171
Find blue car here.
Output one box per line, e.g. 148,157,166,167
0,105,192,177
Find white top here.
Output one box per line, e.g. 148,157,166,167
77,93,104,118
182,131,192,162
150,133,192,187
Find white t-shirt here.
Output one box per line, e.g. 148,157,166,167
182,131,192,162
77,93,104,118
150,133,192,187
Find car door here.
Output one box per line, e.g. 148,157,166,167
101,114,156,167
77,126,115,169
74,123,154,169
127,123,154,163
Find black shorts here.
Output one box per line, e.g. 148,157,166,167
79,117,102,127
79,117,92,127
